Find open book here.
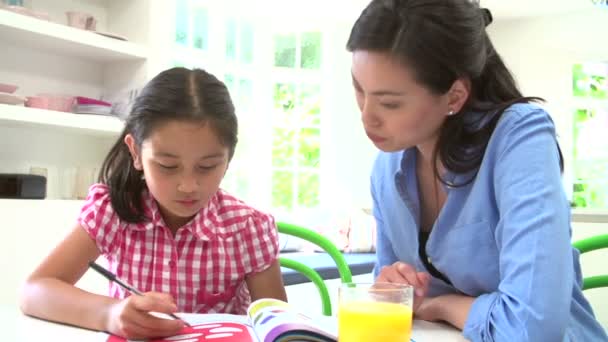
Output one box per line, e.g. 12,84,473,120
105,298,337,342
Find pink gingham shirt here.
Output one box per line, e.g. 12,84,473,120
78,184,278,314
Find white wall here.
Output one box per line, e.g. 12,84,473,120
488,9,608,199
320,20,378,210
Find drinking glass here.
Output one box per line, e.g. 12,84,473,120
338,282,413,342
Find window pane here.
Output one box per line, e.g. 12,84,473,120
297,172,320,207
573,63,608,99
272,128,294,167
298,128,320,168
572,107,608,208
240,22,254,64
193,7,208,50
272,171,294,209
274,34,296,68
273,83,296,126
226,19,236,61
238,79,252,110
175,0,188,45
224,74,235,95
298,84,321,126
300,31,321,69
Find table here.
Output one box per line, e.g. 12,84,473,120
1,305,468,341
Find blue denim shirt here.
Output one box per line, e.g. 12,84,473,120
371,103,607,341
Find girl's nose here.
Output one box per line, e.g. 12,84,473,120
177,173,198,193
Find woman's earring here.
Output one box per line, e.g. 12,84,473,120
447,110,455,116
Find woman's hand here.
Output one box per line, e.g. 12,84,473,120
105,292,185,340
376,261,431,312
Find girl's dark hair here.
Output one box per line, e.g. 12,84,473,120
347,0,563,185
99,67,237,223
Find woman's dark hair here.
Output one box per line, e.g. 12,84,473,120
99,67,237,222
347,0,563,185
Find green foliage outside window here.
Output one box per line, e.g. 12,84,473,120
272,80,321,210
572,62,608,209
274,34,296,68
573,64,608,99
301,32,321,69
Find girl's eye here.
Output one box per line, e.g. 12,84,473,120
158,163,178,170
198,165,217,171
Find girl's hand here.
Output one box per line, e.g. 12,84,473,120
375,261,431,312
105,292,185,340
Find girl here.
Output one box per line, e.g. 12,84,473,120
347,0,608,341
20,67,287,340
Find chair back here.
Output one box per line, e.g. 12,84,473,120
573,234,608,290
278,222,353,315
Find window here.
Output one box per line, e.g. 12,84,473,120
571,63,608,209
172,2,327,212
173,0,211,69
271,31,323,211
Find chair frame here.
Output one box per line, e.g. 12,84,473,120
278,222,353,315
572,234,608,290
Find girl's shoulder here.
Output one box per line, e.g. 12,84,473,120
206,189,276,236
78,183,128,252
80,183,113,215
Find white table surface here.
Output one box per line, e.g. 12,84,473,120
2,305,468,341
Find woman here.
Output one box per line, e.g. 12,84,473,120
346,0,608,340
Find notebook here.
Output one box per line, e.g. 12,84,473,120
103,298,337,342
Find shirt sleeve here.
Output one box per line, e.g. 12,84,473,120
243,211,279,274
77,183,123,256
371,169,399,279
463,108,573,341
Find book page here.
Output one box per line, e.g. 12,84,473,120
103,313,259,342
247,299,337,342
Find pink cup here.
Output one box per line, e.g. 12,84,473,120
66,11,97,31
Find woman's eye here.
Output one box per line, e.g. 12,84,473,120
381,102,401,110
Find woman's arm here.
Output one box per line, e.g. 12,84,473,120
246,260,287,302
416,294,475,329
462,109,573,341
20,225,182,338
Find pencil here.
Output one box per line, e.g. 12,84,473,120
88,261,191,327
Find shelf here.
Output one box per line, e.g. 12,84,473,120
0,9,148,62
0,104,123,136
572,209,608,223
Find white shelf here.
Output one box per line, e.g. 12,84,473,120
0,9,148,62
0,104,123,136
572,208,608,223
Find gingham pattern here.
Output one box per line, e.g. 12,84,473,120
78,184,278,314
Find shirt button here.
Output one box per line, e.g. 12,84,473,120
168,260,176,268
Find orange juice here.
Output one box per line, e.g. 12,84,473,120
338,301,412,342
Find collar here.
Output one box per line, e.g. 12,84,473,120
128,190,219,241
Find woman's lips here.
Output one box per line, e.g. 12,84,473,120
366,132,387,143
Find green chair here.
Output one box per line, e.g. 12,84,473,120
572,234,608,290
277,222,353,316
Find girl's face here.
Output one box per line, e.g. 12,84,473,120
126,120,229,230
351,50,454,154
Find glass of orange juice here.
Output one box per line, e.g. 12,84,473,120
338,282,413,342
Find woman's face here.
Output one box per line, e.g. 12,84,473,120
351,51,453,154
